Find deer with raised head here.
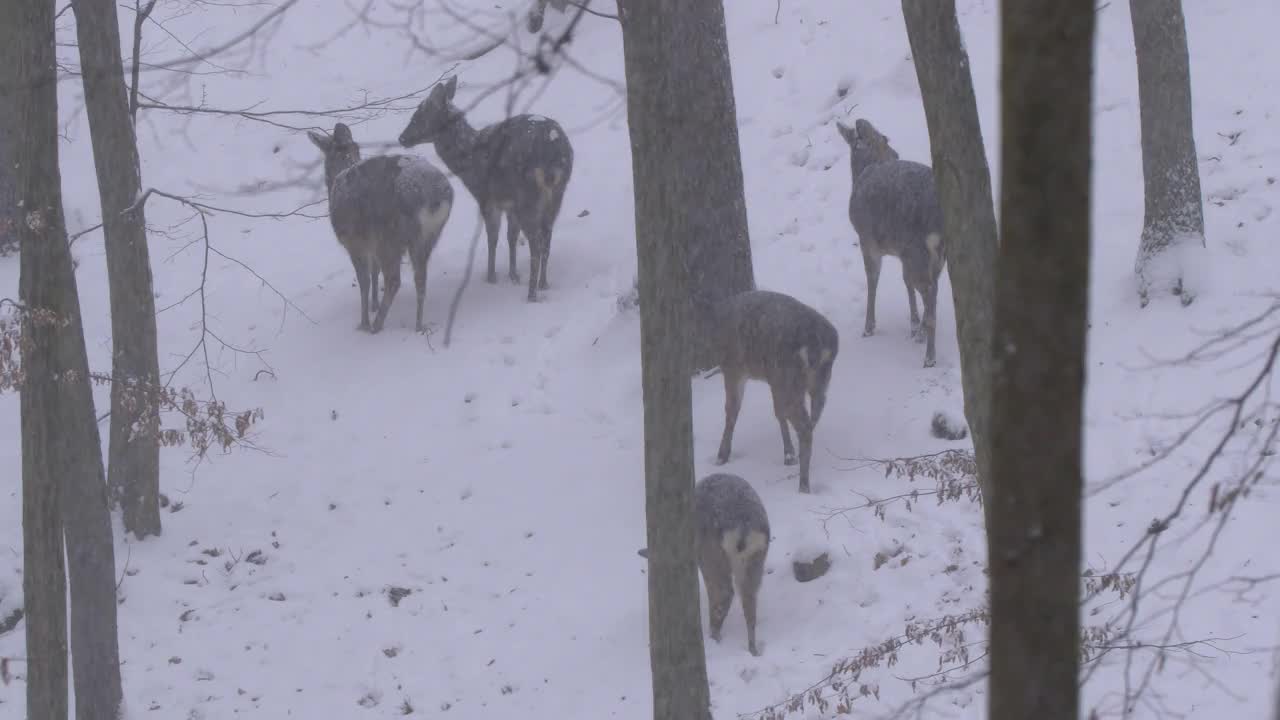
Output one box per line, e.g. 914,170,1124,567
398,75,574,303
308,122,453,333
836,118,947,368
713,290,839,494
636,473,772,656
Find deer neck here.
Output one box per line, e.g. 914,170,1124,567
433,109,486,194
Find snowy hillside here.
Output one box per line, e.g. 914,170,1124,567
3,0,1280,717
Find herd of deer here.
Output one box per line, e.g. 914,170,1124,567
306,75,950,657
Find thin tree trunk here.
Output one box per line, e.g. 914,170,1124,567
989,1,1094,718
618,0,754,373
901,0,999,521
1130,0,1204,307
6,0,79,717
0,93,17,256
618,3,713,719
73,0,163,540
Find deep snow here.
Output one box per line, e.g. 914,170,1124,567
2,0,1280,718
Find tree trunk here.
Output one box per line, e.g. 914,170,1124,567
6,0,80,717
1130,0,1204,307
989,2,1094,719
619,3,713,719
618,0,754,373
0,94,17,257
900,0,999,519
73,0,163,538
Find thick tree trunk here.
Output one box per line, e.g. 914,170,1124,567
618,0,754,373
619,3,713,719
901,0,999,519
73,0,163,539
1130,0,1204,307
989,2,1094,719
6,1,83,717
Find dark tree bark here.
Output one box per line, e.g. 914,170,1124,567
1130,0,1204,307
989,2,1094,719
618,0,754,373
901,0,999,515
73,0,164,539
5,0,79,717
619,3,713,719
0,96,17,256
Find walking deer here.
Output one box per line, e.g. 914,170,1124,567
836,118,947,368
636,473,772,656
398,75,574,303
308,122,453,333
713,290,839,494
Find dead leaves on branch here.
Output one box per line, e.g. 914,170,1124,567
1,300,264,460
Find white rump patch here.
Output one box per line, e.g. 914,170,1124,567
417,199,452,238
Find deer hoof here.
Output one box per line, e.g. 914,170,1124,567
783,453,797,466
714,453,729,466
486,271,499,284
749,644,761,657
799,482,811,494
509,272,521,284
862,328,875,338
923,357,936,369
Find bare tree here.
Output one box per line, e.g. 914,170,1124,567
73,0,163,539
619,2,713,718
618,0,754,373
0,94,16,257
7,0,104,716
900,0,999,517
1130,0,1204,307
988,1,1095,718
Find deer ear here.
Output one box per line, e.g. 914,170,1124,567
306,130,331,152
443,75,458,100
332,123,354,144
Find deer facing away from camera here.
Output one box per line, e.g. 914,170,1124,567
636,473,772,656
836,118,947,368
713,290,839,494
398,75,574,303
309,122,453,333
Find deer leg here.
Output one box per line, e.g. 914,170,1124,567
370,260,381,314
740,550,766,656
411,245,429,333
716,370,747,465
506,212,521,284
770,383,797,466
904,265,921,340
483,206,501,284
786,399,815,493
538,219,553,291
371,246,402,334
922,277,939,368
526,231,542,302
698,539,734,644
861,246,882,337
351,251,372,332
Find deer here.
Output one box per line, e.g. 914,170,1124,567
836,118,947,368
712,290,839,494
308,122,453,334
636,473,772,656
398,75,574,303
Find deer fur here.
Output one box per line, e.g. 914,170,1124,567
398,75,574,302
636,473,771,656
308,122,453,333
713,290,839,494
836,118,947,368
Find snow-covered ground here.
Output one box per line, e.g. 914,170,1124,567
3,0,1280,717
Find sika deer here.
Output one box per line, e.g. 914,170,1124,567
398,75,574,302
713,290,839,494
308,123,453,333
636,473,772,656
836,118,947,368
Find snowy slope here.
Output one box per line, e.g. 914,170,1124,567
3,0,1280,717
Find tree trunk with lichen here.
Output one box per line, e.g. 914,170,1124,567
989,1,1094,718
901,0,999,529
1130,0,1204,307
